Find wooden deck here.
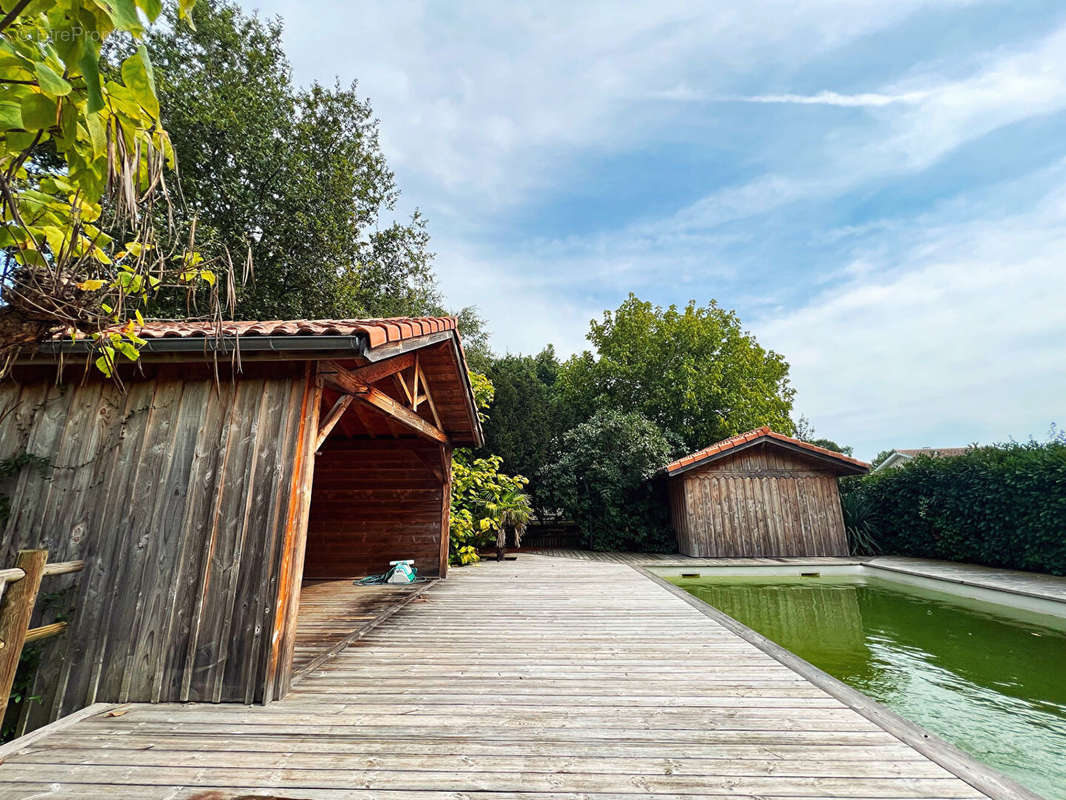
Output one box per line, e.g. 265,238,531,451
291,579,435,678
0,556,1006,799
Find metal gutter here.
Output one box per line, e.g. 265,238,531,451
36,333,371,357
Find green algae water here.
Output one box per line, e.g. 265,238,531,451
671,576,1066,800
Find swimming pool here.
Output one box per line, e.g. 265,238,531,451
667,573,1066,800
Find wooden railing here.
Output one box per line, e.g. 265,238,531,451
0,550,83,721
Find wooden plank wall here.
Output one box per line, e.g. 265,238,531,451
303,439,448,580
0,367,309,732
671,446,849,558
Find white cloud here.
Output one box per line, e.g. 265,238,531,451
249,0,978,211
616,22,1066,248
715,91,933,107
754,173,1066,459
870,24,1066,170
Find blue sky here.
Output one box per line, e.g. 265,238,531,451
247,0,1066,459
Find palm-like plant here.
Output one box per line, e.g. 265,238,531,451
488,488,534,560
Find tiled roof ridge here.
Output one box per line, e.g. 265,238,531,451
665,425,871,473
49,317,458,350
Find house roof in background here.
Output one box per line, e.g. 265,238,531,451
894,447,972,458
664,425,871,476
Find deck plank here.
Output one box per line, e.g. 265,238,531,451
0,556,999,799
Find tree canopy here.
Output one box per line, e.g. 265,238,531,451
143,0,441,320
480,346,567,502
557,295,795,453
538,409,677,552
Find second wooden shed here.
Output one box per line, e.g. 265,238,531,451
663,427,870,557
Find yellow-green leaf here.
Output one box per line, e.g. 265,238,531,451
19,93,57,130
95,348,115,378
0,100,23,130
85,112,106,157
77,279,106,291
120,45,158,118
178,0,197,26
115,340,139,361
136,0,164,21
79,43,104,114
199,269,215,286
110,0,144,34
34,62,72,97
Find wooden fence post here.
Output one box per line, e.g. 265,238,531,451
0,550,48,722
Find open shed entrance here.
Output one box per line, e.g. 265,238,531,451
286,351,456,684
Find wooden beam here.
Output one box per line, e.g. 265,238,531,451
0,549,48,721
415,360,444,430
357,385,448,445
24,620,68,643
315,394,354,450
412,356,421,410
319,353,416,387
319,362,449,445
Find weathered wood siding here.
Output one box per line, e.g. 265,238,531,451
304,439,449,580
671,446,849,557
0,368,310,729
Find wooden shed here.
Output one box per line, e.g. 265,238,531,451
0,317,481,730
664,426,870,558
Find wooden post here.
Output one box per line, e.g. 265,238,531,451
438,446,453,579
0,549,48,721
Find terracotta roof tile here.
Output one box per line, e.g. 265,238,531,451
665,426,871,474
50,317,458,351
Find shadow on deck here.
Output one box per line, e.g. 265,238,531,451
291,578,434,680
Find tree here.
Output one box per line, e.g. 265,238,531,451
0,0,215,374
142,0,440,320
486,486,533,561
480,346,565,508
538,409,678,552
557,295,795,453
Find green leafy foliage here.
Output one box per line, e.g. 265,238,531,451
0,0,213,372
480,346,569,512
557,295,795,453
448,372,532,566
538,409,678,552
840,440,1066,574
838,482,880,555
141,0,441,320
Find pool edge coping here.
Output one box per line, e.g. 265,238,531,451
633,564,1046,800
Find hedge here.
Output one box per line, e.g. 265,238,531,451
841,441,1066,575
